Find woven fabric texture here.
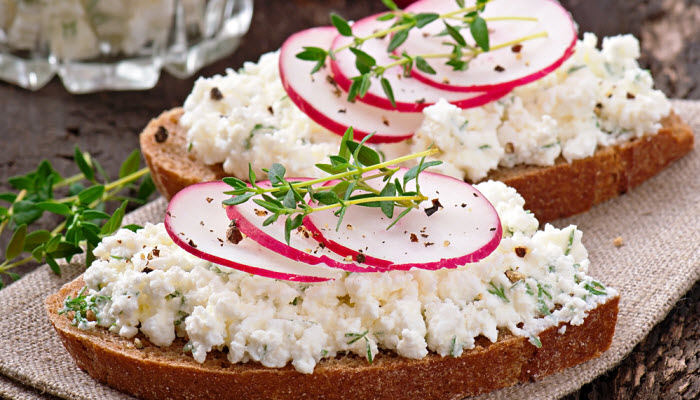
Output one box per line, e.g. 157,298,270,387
0,100,698,400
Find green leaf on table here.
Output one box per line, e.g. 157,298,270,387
119,149,141,179
0,193,17,203
46,255,61,275
100,201,127,236
78,185,104,205
82,209,111,221
36,201,72,216
74,147,95,182
136,174,156,202
5,224,27,260
23,229,51,252
12,201,43,226
48,242,82,263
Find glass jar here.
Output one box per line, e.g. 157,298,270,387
0,0,253,93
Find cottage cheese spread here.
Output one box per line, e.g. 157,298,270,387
72,181,616,374
183,33,670,182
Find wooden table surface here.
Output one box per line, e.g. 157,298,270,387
0,1,697,399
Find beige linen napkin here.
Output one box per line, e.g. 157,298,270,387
0,100,698,400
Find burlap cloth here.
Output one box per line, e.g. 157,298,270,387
1,100,698,400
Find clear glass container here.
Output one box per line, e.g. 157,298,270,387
0,0,253,93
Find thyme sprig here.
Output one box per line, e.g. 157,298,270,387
222,128,441,244
0,147,155,289
296,0,545,107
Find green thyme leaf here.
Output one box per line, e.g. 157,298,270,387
380,77,396,108
379,183,396,218
330,13,353,36
387,28,410,52
73,147,95,182
415,12,439,28
6,224,27,261
267,163,287,186
345,141,381,167
119,150,141,179
444,21,466,47
77,185,104,205
565,229,575,255
381,0,399,11
36,201,72,216
100,201,127,236
415,56,436,75
350,47,376,74
470,15,489,51
488,282,509,303
222,193,255,206
376,12,395,21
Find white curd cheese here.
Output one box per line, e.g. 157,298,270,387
70,181,617,374
182,34,670,183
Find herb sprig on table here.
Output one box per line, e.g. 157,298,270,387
0,147,155,289
296,0,544,106
223,127,442,244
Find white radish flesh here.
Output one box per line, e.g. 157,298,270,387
279,26,424,143
164,181,341,282
227,179,393,272
330,13,511,112
303,168,502,270
401,0,577,92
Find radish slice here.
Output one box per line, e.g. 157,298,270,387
279,26,423,144
226,179,392,272
164,181,341,282
401,0,577,92
303,168,502,270
330,13,511,112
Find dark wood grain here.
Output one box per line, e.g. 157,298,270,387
0,1,697,399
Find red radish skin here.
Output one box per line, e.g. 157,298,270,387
303,168,503,270
226,179,393,272
279,26,424,143
402,0,577,92
164,181,341,282
330,13,511,112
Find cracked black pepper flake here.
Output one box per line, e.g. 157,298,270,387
461,203,467,208
356,253,366,263
382,116,390,126
227,220,244,244
511,44,522,53
206,197,213,203
490,227,497,231
410,233,419,243
210,87,224,101
152,248,160,257
143,267,154,274
494,65,505,72
473,193,479,197
424,198,443,216
338,108,347,113
155,126,169,143
421,234,429,238
424,242,434,247
415,98,426,104
626,92,636,99
514,246,528,258
267,106,274,115
188,239,197,248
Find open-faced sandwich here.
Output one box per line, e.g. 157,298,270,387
47,140,619,398
140,0,693,223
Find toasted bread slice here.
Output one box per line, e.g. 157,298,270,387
140,108,693,223
47,276,619,400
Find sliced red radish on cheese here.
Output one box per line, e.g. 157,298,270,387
330,13,511,112
279,26,423,143
401,0,577,92
164,181,341,282
226,179,392,272
303,168,502,270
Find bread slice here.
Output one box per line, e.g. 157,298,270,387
140,108,694,223
46,276,619,400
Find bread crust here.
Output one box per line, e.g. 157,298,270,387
140,108,693,223
46,276,619,400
